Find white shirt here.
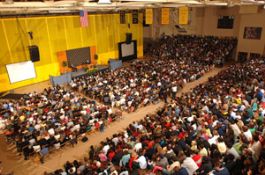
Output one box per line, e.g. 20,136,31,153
172,86,177,92
250,141,262,160
230,123,241,137
134,142,142,152
261,109,265,118
102,145,110,155
243,130,253,142
107,108,113,114
34,124,41,131
120,98,126,105
208,135,219,145
48,128,55,136
181,157,198,175
136,156,147,169
227,147,240,160
119,170,129,175
230,111,237,120
112,137,119,146
143,98,149,104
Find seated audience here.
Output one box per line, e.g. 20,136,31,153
70,35,236,112
49,57,265,175
0,86,119,161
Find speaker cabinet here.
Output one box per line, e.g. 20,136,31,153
29,45,40,62
126,33,132,44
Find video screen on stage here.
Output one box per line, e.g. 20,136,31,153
66,47,91,67
6,61,36,83
118,40,137,61
121,42,135,57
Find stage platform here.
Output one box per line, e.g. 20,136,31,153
0,93,26,100
50,65,109,86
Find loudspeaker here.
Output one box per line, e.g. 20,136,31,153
126,33,132,44
29,45,40,62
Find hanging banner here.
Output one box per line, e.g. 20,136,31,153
132,10,138,24
145,8,153,25
161,8,170,25
120,11,126,24
179,6,189,25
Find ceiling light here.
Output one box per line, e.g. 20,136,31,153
98,0,112,4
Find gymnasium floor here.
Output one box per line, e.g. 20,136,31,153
0,66,225,175
12,81,51,94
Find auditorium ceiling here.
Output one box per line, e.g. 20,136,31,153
0,0,264,14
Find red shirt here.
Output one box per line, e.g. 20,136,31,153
260,102,265,109
147,140,155,149
132,131,140,138
95,122,100,129
165,122,171,128
192,154,202,167
129,155,137,170
108,151,115,161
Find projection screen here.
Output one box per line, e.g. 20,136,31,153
118,40,137,61
121,42,135,57
6,61,36,83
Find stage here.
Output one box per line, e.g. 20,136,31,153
50,65,109,86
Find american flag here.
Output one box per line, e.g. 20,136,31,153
80,10,88,27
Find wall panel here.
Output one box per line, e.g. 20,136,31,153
4,19,29,64
236,10,265,59
0,13,143,92
0,21,11,71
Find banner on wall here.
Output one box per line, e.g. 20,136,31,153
179,7,189,25
161,8,170,25
80,10,88,27
120,11,126,24
145,9,153,25
132,10,138,24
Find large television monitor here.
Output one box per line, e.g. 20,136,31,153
217,16,234,29
66,47,91,67
118,40,137,61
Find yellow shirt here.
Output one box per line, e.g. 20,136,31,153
235,98,242,104
19,115,25,122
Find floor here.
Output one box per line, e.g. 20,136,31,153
0,66,225,175
12,81,51,94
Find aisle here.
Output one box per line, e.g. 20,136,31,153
0,66,225,175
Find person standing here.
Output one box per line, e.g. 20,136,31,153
89,145,95,161
171,83,178,100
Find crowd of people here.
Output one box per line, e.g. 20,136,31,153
0,86,119,162
146,35,237,65
70,35,236,112
70,58,212,112
49,57,265,175
0,35,246,175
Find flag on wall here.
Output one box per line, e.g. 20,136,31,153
145,9,153,25
179,7,189,25
161,8,170,25
132,10,138,24
80,10,88,27
120,11,126,24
